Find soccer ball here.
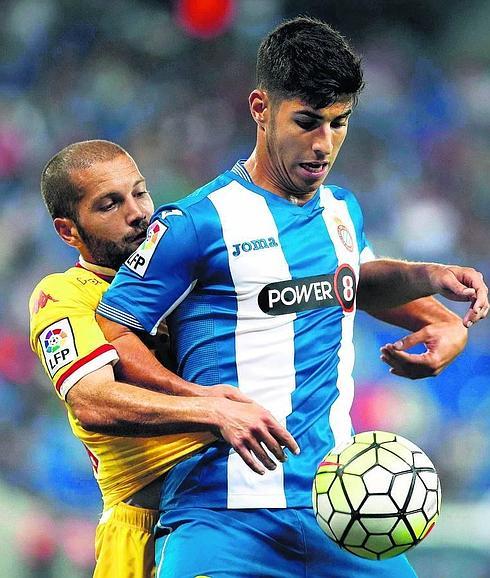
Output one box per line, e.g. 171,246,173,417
312,431,441,560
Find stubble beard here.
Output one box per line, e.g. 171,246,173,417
77,220,149,270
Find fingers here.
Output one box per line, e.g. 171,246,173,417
219,401,300,475
231,426,300,475
463,293,489,327
380,346,433,379
232,444,268,475
440,274,476,302
383,327,425,353
380,327,437,379
268,422,300,456
447,267,489,325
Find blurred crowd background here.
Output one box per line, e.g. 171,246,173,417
0,0,489,576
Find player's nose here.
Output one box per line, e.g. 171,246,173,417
312,126,334,157
126,197,147,225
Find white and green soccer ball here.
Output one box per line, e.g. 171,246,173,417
312,431,441,560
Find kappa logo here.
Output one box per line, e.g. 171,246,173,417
258,264,356,315
39,318,77,377
125,220,167,277
232,236,279,257
32,291,59,314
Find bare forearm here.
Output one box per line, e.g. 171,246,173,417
96,313,207,397
68,374,220,436
358,259,487,328
358,259,438,311
368,296,462,332
67,364,299,474
112,331,200,395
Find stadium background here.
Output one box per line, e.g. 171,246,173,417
0,0,489,575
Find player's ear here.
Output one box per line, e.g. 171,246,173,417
249,89,270,129
54,217,83,249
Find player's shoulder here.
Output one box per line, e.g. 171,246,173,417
323,183,360,203
153,173,235,219
323,183,364,215
29,267,107,318
30,269,75,309
322,184,366,233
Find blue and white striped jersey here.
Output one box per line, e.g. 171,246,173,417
98,162,375,510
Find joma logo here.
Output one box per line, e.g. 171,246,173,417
232,237,278,257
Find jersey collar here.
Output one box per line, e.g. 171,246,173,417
76,256,116,281
229,159,322,215
230,160,253,183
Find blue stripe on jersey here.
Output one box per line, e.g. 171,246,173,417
263,192,344,505
167,195,239,389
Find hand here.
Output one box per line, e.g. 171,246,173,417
427,265,489,327
213,398,300,475
380,320,468,379
202,384,254,403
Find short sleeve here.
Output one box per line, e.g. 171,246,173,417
29,275,118,399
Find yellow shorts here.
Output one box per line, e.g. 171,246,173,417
94,501,159,578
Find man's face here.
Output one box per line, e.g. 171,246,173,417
264,97,352,198
69,154,154,269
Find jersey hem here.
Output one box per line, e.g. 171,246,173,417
162,498,311,510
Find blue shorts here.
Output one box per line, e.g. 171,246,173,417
155,507,416,578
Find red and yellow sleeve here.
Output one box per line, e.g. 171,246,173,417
29,269,119,399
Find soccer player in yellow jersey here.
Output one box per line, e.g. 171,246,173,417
29,140,299,578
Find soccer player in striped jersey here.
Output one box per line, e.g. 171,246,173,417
29,140,297,578
97,18,488,578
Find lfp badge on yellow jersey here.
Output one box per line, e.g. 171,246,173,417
39,317,78,377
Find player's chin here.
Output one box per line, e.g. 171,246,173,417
294,169,326,192
127,238,145,252
296,177,323,194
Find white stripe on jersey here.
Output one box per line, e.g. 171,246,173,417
209,182,296,508
360,245,376,263
319,187,360,449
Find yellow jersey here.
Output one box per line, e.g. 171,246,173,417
29,258,214,510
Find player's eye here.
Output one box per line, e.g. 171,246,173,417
331,118,349,129
99,201,117,212
135,190,150,198
296,118,318,131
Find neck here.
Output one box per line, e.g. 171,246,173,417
78,255,117,278
243,149,315,207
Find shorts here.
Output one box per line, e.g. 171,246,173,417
94,501,159,578
154,507,417,578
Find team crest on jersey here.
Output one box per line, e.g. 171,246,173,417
39,318,78,377
125,220,167,277
336,222,354,252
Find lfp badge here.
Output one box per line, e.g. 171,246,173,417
40,318,77,377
